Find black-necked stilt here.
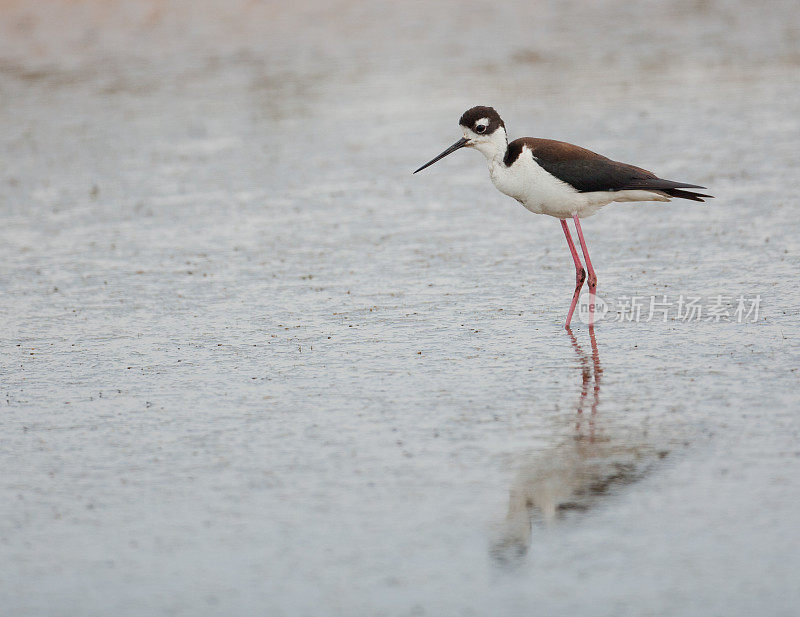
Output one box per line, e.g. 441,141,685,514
413,106,712,327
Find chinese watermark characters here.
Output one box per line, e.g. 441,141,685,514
578,294,761,324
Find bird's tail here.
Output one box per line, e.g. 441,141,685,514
625,178,714,203
662,188,714,202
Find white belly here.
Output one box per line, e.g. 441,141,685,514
487,149,668,219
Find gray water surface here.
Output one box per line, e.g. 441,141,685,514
2,1,800,615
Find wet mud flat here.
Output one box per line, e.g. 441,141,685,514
1,1,800,616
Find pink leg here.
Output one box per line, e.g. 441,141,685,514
572,215,597,324
561,219,586,328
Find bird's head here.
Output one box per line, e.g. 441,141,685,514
413,106,508,174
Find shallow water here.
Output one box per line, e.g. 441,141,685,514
2,1,800,615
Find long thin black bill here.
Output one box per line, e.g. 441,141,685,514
413,137,470,174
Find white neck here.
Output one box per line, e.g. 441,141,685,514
470,127,508,164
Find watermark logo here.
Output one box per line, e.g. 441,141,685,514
577,294,609,324
577,294,760,324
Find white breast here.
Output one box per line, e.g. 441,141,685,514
487,147,585,218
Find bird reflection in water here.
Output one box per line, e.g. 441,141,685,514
491,326,666,565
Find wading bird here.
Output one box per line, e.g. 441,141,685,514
413,106,712,327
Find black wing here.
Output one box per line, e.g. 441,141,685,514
506,138,713,202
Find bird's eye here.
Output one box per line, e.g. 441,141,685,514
475,124,487,134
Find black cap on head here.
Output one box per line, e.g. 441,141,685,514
459,106,505,134
412,106,506,174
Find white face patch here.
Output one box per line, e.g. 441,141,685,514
475,118,489,132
